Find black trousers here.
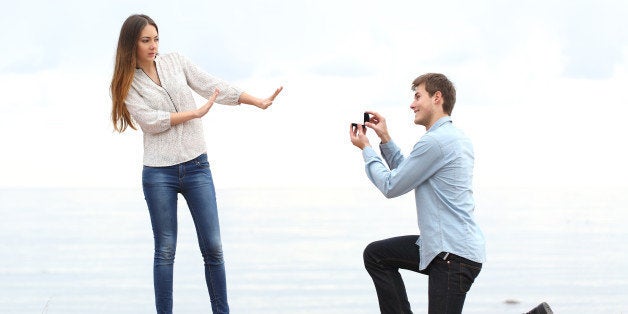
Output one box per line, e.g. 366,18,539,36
363,235,482,314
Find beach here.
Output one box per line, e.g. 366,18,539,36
1,186,627,313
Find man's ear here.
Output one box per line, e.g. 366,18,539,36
433,91,443,105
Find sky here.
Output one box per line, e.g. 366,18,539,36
1,0,627,189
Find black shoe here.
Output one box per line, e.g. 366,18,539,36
525,302,553,314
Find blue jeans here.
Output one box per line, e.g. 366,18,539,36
363,235,482,314
142,154,229,314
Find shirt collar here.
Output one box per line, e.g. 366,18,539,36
427,116,452,132
135,56,160,71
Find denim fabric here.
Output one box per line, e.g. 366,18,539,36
142,153,229,314
363,235,481,314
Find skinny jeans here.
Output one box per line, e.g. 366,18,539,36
142,154,229,314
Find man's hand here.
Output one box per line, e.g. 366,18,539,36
349,123,371,150
364,111,391,143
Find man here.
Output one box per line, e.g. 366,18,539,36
349,73,486,313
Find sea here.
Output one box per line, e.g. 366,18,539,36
1,186,627,313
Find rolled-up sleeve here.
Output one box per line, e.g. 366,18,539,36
125,87,171,134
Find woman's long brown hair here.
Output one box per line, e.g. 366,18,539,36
110,14,158,132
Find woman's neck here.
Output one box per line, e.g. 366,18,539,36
137,60,156,72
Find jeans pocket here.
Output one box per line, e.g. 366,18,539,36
459,263,481,293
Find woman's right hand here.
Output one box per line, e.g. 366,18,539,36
195,89,220,118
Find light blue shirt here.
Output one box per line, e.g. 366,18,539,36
362,116,486,270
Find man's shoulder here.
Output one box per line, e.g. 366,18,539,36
413,132,441,154
421,123,472,152
431,121,467,139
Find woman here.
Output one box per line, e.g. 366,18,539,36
110,14,282,314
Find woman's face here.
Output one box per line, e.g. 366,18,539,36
136,24,159,66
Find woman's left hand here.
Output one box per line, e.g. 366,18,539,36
256,86,283,109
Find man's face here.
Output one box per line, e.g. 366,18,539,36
410,83,436,126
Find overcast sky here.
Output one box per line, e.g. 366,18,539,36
1,0,627,189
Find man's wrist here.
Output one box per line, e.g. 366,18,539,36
379,134,391,144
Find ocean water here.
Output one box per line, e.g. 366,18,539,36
1,186,627,313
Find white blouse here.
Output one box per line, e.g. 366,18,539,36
125,52,243,166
